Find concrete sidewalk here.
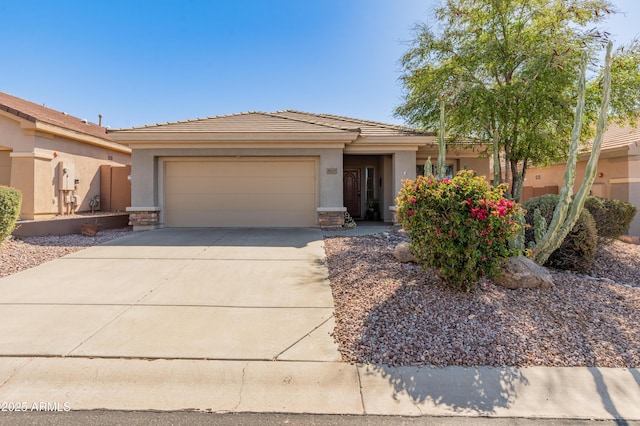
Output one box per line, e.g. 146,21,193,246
0,358,638,419
0,227,638,420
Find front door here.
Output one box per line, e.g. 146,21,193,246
343,169,361,218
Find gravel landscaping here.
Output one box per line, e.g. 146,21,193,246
0,228,133,278
325,228,640,368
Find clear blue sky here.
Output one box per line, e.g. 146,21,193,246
0,1,637,129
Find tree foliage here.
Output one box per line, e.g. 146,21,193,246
0,186,21,243
395,0,640,200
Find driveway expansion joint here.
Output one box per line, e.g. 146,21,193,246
273,314,336,361
0,357,33,389
356,364,367,414
233,362,248,411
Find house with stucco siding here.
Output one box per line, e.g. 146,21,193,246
109,110,489,230
524,123,640,236
0,92,131,220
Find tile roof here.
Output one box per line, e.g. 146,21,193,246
111,111,349,133
110,110,433,137
0,91,111,141
598,123,640,151
271,110,433,137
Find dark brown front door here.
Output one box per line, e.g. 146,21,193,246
343,169,361,218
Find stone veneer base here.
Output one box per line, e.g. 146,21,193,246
318,209,346,228
127,207,161,229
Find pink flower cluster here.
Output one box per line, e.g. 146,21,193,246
466,198,515,220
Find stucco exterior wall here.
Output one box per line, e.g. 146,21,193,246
318,149,343,208
416,146,491,180
128,145,422,227
0,113,33,152
625,147,640,235
0,150,10,186
0,115,130,219
527,157,624,198
383,156,393,221
461,157,491,179
528,149,640,235
392,151,417,198
26,136,130,218
128,146,345,225
8,154,35,216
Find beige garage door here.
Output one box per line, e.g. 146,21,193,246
164,158,316,227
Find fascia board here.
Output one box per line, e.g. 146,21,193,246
124,141,350,150
354,135,436,145
344,145,419,153
0,109,36,126
33,122,131,154
417,147,489,158
590,146,630,160
109,131,358,143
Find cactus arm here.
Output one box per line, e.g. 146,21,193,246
532,50,588,262
436,100,447,180
534,42,612,264
424,156,433,176
554,42,613,244
509,208,526,251
533,208,547,244
492,123,501,186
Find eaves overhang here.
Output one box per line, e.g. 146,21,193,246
3,114,131,155
580,145,630,160
344,134,436,153
109,130,360,149
30,122,131,154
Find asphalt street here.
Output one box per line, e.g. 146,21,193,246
2,412,639,426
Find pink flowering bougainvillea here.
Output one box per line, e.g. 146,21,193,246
396,170,523,292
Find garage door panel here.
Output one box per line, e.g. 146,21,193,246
164,209,315,228
207,162,315,178
166,176,315,195
164,159,316,227
166,161,315,178
165,193,315,211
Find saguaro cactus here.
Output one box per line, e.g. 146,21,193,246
492,130,501,186
532,42,613,265
436,100,447,180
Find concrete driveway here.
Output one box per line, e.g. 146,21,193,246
0,228,340,361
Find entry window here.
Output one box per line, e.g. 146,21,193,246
365,167,375,203
416,163,454,178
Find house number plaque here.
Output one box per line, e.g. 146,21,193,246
326,168,338,175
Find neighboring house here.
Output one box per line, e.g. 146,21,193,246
0,92,131,220
109,110,489,229
525,123,640,235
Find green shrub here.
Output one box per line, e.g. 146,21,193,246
397,170,523,292
523,194,597,273
0,186,21,243
584,196,637,241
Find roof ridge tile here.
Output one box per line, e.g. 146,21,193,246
277,109,430,135
262,111,359,132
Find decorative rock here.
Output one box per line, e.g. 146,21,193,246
394,242,419,263
80,223,99,237
619,235,640,245
495,256,554,289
